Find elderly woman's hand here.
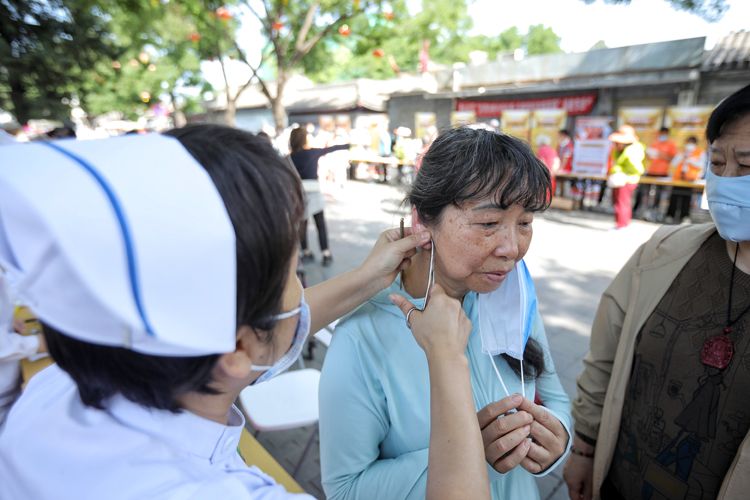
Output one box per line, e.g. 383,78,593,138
389,283,471,358
517,397,569,474
477,395,533,473
360,227,430,291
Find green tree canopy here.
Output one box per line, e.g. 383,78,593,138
302,2,562,83
1,0,210,124
0,0,125,123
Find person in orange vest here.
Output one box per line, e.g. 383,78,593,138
633,127,678,216
666,136,706,223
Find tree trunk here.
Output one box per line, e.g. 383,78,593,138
272,77,288,133
224,97,237,127
173,109,187,128
169,91,187,128
9,73,30,125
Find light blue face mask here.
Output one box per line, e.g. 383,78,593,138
251,293,310,385
477,259,538,399
706,168,750,242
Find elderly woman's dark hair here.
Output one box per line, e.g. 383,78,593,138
44,124,304,411
408,126,551,378
707,83,750,143
410,127,551,225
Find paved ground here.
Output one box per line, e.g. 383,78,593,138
251,179,665,500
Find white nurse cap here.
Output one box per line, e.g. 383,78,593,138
0,134,237,356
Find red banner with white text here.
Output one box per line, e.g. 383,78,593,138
456,93,597,118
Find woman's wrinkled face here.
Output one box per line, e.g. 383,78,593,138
710,114,750,178
418,196,534,297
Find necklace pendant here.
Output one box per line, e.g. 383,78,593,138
701,335,734,370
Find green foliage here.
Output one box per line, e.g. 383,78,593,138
0,0,131,123
524,24,562,55
580,0,728,22
82,0,207,119
0,0,217,123
302,1,562,83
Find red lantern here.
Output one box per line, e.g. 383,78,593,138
188,32,201,43
338,24,351,36
215,6,232,21
272,21,284,31
373,48,384,58
384,11,395,21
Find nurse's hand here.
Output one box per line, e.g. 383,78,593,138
517,397,569,474
360,227,431,291
477,395,534,473
389,283,471,357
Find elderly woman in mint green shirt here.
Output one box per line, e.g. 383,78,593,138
319,127,572,500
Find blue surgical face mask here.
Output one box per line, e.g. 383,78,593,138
706,167,750,242
251,292,310,385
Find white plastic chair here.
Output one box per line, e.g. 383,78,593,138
239,368,321,477
313,319,337,347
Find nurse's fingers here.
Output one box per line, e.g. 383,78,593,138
492,437,532,474
389,293,420,320
480,410,532,445
484,424,531,466
380,226,431,251
477,394,524,429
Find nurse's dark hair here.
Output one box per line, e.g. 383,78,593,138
43,124,304,411
408,126,549,378
707,83,750,143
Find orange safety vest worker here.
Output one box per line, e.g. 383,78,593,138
672,147,706,182
646,138,678,176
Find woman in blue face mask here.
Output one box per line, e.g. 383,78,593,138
565,83,750,500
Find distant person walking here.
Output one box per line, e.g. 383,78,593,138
289,127,349,266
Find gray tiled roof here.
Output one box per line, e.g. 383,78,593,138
443,37,706,89
702,30,750,70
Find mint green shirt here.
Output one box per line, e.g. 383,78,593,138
319,280,572,499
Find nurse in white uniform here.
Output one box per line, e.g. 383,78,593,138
0,125,439,499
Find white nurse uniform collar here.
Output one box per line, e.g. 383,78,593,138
0,134,237,356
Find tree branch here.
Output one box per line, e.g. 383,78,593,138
294,0,320,54
290,10,355,66
240,0,267,25
232,39,273,102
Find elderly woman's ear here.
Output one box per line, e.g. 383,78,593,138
410,206,433,250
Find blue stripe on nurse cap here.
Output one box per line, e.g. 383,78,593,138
0,134,237,356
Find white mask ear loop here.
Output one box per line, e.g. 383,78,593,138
419,239,436,311
488,353,511,398
488,353,526,401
